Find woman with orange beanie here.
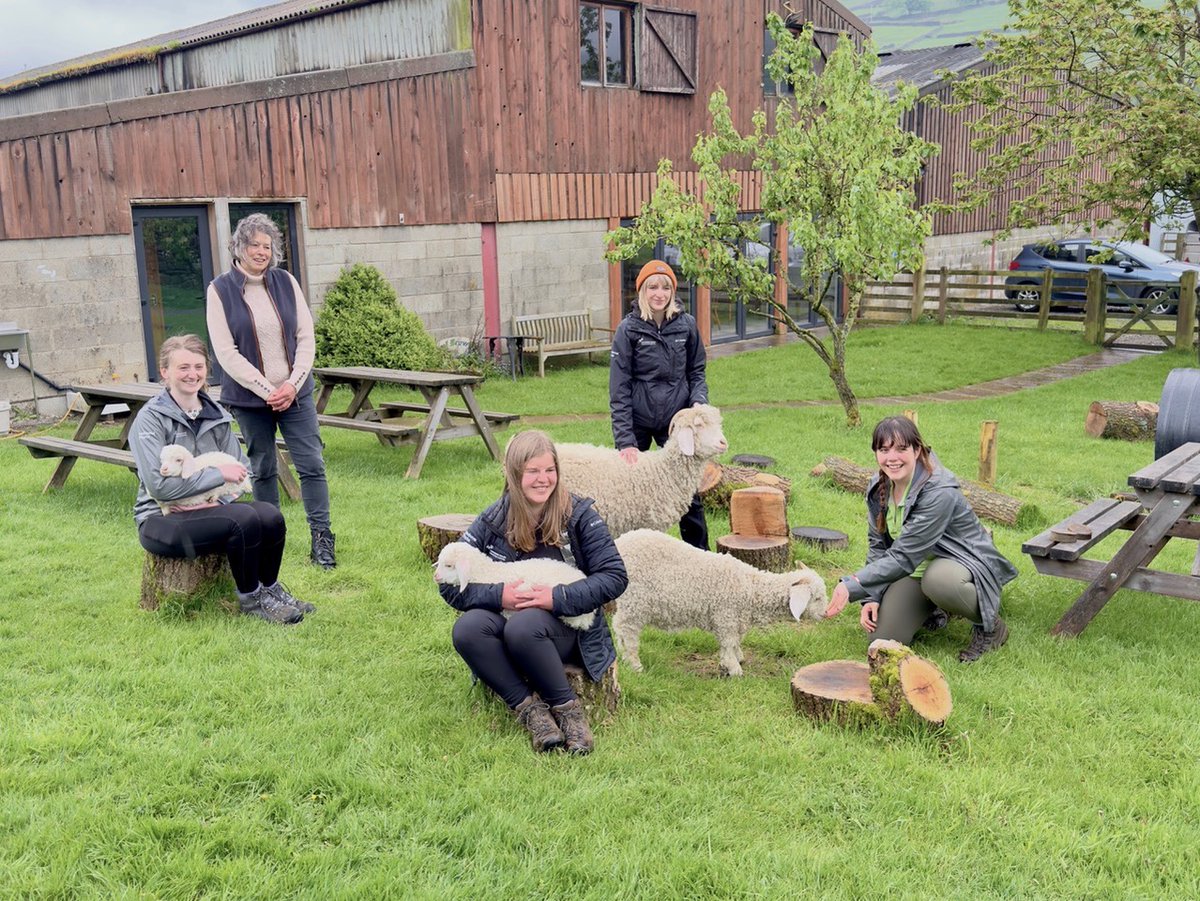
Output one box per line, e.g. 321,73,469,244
609,260,711,549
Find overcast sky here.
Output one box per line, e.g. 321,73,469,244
0,0,279,79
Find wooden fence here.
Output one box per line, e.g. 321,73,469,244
862,266,1200,350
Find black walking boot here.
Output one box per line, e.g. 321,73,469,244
959,616,1009,663
311,529,337,569
513,695,564,753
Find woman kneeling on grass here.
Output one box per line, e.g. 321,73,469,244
823,416,1017,662
129,334,314,625
437,430,627,754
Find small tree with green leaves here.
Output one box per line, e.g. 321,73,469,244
605,14,935,427
314,264,450,371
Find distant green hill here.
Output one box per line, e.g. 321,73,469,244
846,0,1011,51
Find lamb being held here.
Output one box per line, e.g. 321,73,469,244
612,529,829,676
433,541,597,631
555,404,727,538
157,443,252,513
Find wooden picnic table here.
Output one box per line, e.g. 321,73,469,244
1023,441,1200,636
19,382,300,499
313,366,518,479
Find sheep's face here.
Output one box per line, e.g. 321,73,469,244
159,444,191,477
669,405,728,459
788,569,829,620
433,544,476,590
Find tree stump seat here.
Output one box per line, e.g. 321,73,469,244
716,534,791,572
731,453,777,469
418,514,477,562
791,526,850,552
140,551,236,615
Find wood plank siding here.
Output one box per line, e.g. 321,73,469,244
0,0,870,240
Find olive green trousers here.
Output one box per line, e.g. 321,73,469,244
873,557,981,645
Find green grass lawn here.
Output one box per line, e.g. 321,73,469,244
2,324,1199,898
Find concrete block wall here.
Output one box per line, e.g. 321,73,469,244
304,223,485,341
496,220,609,328
922,224,1117,271
0,235,143,407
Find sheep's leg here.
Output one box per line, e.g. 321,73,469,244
718,638,744,677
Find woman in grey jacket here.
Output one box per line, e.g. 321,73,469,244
130,334,312,625
824,416,1018,662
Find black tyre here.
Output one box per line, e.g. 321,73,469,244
1157,368,1200,458
1008,282,1040,313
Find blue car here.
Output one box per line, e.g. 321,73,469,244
1005,240,1200,314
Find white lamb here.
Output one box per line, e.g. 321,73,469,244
157,443,252,513
433,541,597,631
612,529,829,677
556,404,728,538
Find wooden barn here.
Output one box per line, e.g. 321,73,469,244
0,0,881,406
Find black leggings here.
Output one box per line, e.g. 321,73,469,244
636,424,709,550
452,608,583,708
138,501,286,594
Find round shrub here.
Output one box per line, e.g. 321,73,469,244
314,264,451,370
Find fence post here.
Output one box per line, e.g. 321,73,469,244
910,264,926,323
1175,270,1198,350
936,267,949,324
978,420,998,485
1083,268,1107,345
1037,269,1053,331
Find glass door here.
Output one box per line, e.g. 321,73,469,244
133,206,216,381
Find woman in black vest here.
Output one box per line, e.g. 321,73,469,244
609,259,710,549
206,214,337,568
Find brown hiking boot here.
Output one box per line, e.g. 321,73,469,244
959,616,1009,663
551,698,594,755
513,695,564,752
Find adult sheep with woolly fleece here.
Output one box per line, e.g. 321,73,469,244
612,529,829,677
157,443,252,512
434,542,596,631
555,404,727,539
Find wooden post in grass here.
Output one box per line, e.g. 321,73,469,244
1037,269,1054,331
936,267,949,324
910,263,927,322
1175,270,1198,350
978,420,998,486
1083,268,1107,345
903,409,918,426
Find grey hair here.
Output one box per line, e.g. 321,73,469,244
229,213,283,269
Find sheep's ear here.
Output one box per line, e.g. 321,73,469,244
677,426,696,456
457,564,471,591
788,584,808,621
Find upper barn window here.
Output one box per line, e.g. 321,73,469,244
581,3,632,86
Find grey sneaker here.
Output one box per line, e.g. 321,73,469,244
239,585,303,625
959,616,1008,663
266,582,316,615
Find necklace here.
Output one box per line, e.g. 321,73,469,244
184,406,202,420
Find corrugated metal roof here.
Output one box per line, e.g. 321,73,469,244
872,42,986,94
1,0,370,89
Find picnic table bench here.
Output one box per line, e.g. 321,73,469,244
510,310,613,377
313,367,518,478
1024,441,1200,635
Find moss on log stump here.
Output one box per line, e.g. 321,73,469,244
1084,401,1158,441
716,534,791,572
813,455,1023,527
418,513,477,563
565,662,620,723
701,462,792,510
140,552,235,615
791,639,952,729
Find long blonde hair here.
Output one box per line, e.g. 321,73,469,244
503,430,572,553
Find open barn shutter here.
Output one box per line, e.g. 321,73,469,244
638,7,697,94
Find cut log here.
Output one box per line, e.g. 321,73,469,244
418,513,477,562
791,639,951,729
791,526,849,552
813,455,1024,527
1084,401,1158,441
730,486,788,537
731,453,776,469
565,663,620,724
716,534,791,572
700,462,792,510
140,552,235,615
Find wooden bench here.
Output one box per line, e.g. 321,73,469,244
1022,497,1144,563
378,402,519,430
19,435,136,470
510,310,614,377
315,413,421,441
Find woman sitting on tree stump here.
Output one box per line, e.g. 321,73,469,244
824,416,1017,662
129,334,313,625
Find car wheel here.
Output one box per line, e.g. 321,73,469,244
1141,286,1177,316
1008,283,1040,313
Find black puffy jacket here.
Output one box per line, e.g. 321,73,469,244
609,310,708,450
438,493,628,680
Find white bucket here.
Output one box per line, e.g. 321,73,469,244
0,400,9,436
